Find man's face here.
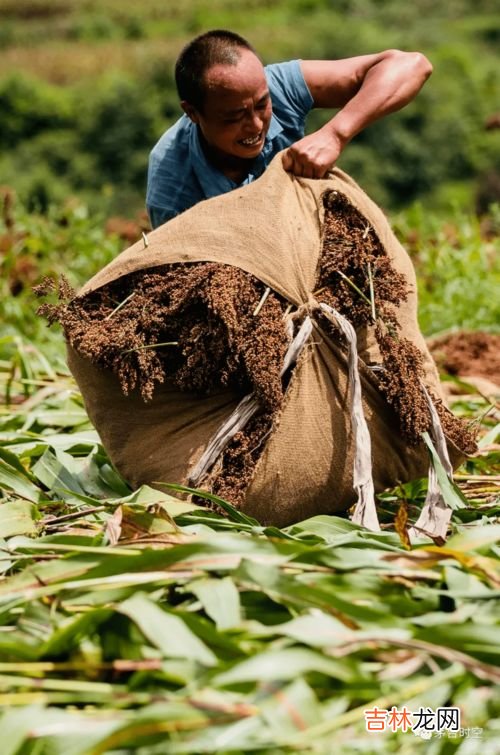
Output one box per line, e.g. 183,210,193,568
182,49,272,161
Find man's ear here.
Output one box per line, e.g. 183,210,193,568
181,101,200,124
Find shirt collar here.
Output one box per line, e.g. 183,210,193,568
191,114,284,199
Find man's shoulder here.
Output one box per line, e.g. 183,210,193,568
149,115,192,164
147,115,203,224
148,115,197,201
265,60,302,84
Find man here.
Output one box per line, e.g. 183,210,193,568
147,30,432,229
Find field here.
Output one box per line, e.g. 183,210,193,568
1,175,499,755
1,1,500,752
0,334,499,753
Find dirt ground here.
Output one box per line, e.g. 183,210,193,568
429,331,500,388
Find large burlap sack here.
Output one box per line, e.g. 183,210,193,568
67,155,457,527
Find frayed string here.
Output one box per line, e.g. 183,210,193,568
318,303,380,532
408,382,455,542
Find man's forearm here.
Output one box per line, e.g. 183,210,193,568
325,51,432,149
284,50,432,178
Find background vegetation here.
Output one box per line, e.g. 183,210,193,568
0,0,499,216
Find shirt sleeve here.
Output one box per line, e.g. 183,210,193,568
265,60,314,132
147,203,177,229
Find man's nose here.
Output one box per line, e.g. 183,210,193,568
244,109,263,132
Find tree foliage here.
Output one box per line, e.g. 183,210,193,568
0,0,498,215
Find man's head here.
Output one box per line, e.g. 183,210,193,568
175,30,272,162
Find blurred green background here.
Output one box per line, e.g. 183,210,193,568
1,0,499,217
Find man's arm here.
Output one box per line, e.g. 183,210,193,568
282,50,433,178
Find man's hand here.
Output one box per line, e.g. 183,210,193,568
281,125,345,179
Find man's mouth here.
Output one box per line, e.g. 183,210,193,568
239,133,263,147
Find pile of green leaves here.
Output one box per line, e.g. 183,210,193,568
0,337,498,753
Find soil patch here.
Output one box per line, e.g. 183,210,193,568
429,331,500,384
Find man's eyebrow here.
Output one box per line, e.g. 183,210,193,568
223,92,270,116
223,106,247,116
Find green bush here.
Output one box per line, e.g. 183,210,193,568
0,74,73,148
338,43,500,208
77,76,165,190
0,194,122,352
393,202,500,335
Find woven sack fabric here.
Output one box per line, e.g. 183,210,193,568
68,156,457,526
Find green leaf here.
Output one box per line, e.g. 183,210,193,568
97,463,131,497
251,612,355,648
446,524,500,552
213,647,354,686
478,422,499,448
72,452,126,499
0,705,49,755
32,448,85,495
259,677,323,738
0,461,41,503
235,559,392,626
122,485,202,515
40,608,113,658
118,592,217,666
30,405,89,429
0,447,37,480
415,623,500,664
422,431,468,510
0,500,40,537
189,577,242,630
157,482,259,526
286,515,402,550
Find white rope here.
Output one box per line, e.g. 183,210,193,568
319,303,380,532
409,462,452,543
420,383,453,476
187,316,313,487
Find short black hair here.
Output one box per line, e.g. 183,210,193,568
175,30,257,111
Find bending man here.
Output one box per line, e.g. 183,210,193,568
147,29,432,229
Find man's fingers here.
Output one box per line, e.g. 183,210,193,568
301,164,315,179
313,164,330,179
281,150,294,171
282,148,332,179
282,151,314,177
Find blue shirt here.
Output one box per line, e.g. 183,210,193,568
146,60,314,228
